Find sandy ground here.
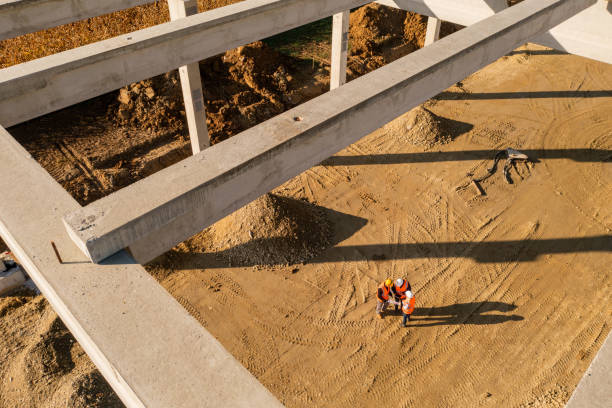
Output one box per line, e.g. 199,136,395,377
1,37,610,408
145,44,611,407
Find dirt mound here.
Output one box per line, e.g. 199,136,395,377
113,71,185,131
110,41,316,144
0,290,122,407
347,4,427,77
202,42,296,143
389,106,455,148
180,193,333,267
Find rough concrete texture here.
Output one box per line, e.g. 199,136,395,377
566,330,612,408
0,125,283,407
62,0,597,264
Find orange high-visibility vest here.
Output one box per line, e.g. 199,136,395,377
377,283,391,302
394,280,409,299
402,296,415,315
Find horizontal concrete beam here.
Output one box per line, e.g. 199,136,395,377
0,0,370,127
0,125,283,407
62,0,597,264
0,0,152,40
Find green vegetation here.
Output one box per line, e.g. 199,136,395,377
263,17,333,65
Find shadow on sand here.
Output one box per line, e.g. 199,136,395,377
385,301,523,327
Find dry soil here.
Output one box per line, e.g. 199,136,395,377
0,4,611,408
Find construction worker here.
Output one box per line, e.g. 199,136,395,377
391,278,411,310
401,290,416,327
376,279,393,319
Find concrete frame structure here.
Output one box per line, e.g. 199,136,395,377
0,0,610,407
60,0,597,265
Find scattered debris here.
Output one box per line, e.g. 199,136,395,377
0,253,27,296
473,148,532,185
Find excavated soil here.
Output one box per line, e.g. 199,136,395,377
1,2,611,408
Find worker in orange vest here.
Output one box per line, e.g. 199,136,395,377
391,278,411,311
376,279,393,319
401,290,416,327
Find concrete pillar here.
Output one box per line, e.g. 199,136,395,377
424,16,442,46
167,0,210,154
330,10,350,90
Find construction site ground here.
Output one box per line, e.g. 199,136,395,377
1,5,611,408
145,44,611,408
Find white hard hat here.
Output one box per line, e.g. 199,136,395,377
395,278,404,287
405,290,413,299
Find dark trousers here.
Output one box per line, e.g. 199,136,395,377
402,313,411,326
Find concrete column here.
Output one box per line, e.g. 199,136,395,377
424,16,442,46
330,10,350,90
167,0,210,154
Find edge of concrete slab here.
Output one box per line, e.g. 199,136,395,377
566,328,612,408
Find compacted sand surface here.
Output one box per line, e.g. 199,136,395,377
145,44,611,407
1,38,610,408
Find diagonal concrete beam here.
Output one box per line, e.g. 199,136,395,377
0,125,283,407
0,0,153,40
376,0,508,26
0,0,371,127
380,0,612,65
62,0,597,264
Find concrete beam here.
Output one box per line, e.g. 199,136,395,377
376,0,507,26
62,0,597,264
379,0,612,65
0,0,371,127
424,16,442,46
330,10,350,90
0,0,152,40
0,125,283,407
533,0,612,65
167,0,210,154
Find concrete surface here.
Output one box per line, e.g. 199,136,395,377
380,0,612,65
0,0,371,127
534,0,612,64
167,0,210,154
62,0,596,264
0,0,152,40
376,0,508,26
566,330,612,408
0,125,283,407
330,10,350,90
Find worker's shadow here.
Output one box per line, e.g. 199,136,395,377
391,301,523,327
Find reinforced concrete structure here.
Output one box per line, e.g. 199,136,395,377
0,0,610,407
